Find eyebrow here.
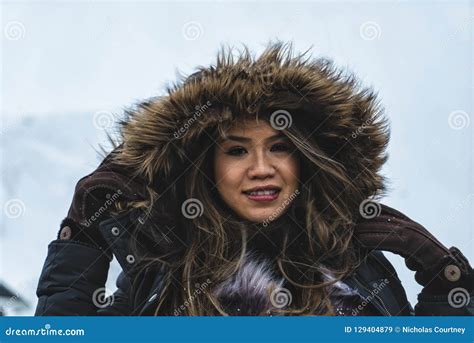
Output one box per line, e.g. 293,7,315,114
221,133,287,143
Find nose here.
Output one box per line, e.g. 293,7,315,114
247,151,275,179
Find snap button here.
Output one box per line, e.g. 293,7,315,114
126,254,135,264
60,226,72,240
148,293,157,302
111,227,120,236
444,264,461,282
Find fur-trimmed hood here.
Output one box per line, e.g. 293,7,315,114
111,42,389,208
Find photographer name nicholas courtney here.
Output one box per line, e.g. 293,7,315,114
402,326,466,335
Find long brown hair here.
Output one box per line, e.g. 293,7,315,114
115,114,373,316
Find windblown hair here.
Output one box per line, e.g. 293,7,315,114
108,42,390,316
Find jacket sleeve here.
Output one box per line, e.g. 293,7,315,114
370,250,473,316
413,247,473,316
414,292,473,316
34,239,131,316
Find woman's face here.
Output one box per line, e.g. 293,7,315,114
214,119,300,223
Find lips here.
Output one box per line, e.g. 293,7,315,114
243,186,281,202
246,189,279,196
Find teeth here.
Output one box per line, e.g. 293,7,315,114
248,190,278,196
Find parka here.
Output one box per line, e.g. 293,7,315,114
34,43,473,316
34,203,473,316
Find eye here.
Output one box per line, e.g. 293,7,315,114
226,146,247,156
270,142,290,152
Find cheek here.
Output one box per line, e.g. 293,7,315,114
280,157,300,188
214,157,243,198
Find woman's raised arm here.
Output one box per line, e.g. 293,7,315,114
35,150,147,316
353,203,473,316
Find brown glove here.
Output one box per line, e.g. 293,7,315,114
353,203,473,295
58,147,148,256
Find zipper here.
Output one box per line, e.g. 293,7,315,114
353,275,392,316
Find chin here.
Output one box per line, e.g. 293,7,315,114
244,209,281,224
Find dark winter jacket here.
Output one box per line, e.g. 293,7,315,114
34,206,473,316
35,43,473,316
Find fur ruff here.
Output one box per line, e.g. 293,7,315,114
111,42,389,204
211,250,360,316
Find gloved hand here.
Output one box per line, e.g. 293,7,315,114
352,203,473,295
57,148,148,256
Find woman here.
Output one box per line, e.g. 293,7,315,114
35,43,473,316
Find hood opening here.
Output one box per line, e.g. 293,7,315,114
110,42,389,218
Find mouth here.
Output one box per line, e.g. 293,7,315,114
242,186,281,202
